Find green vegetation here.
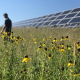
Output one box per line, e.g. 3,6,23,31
0,27,80,80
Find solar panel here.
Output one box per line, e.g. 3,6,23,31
64,24,70,27
47,14,54,17
65,13,77,18
36,19,42,22
61,10,71,15
59,19,70,24
56,15,65,19
42,16,47,18
50,20,60,25
36,22,43,26
71,8,80,13
59,25,64,27
32,23,37,27
12,7,80,28
69,23,77,26
54,12,62,16
69,17,80,23
48,16,56,20
43,21,51,26
76,12,80,17
42,18,49,21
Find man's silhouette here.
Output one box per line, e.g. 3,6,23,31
0,13,12,34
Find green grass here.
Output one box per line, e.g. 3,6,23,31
0,27,80,80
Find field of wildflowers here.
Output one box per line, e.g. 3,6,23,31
0,27,80,80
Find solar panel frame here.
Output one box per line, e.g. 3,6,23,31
76,12,80,17
69,17,80,23
65,13,77,18
71,8,80,13
58,19,71,24
42,21,51,26
12,7,80,28
56,15,66,20
50,20,60,25
61,10,71,15
53,12,62,16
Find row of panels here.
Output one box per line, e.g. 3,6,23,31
13,16,80,27
13,11,80,25
12,7,80,27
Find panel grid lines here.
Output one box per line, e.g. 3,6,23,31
12,7,80,28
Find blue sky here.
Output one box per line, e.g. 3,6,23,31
0,0,80,26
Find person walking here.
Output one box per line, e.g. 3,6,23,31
0,13,12,45
0,13,12,34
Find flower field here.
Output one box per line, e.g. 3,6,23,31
0,27,80,80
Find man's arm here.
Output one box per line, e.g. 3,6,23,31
0,25,6,34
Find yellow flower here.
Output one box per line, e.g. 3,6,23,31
34,41,37,44
65,36,69,40
48,54,51,59
42,39,45,41
43,43,46,46
2,35,5,38
51,42,53,45
60,44,64,47
67,63,73,67
37,48,40,51
77,45,80,49
59,48,65,52
3,31,7,35
44,53,46,57
29,41,30,44
49,36,52,39
60,37,65,41
74,74,77,76
68,47,71,50
48,56,51,59
22,37,26,41
50,47,54,51
14,40,19,45
71,51,74,53
33,38,36,41
13,36,16,39
67,45,71,50
22,58,31,62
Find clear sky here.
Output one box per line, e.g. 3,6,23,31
0,0,80,26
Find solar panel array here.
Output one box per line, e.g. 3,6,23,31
12,7,80,28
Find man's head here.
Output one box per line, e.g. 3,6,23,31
3,13,8,18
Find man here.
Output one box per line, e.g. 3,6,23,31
0,13,12,34
0,13,12,44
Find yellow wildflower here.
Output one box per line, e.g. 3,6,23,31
48,54,51,59
29,41,30,44
33,38,36,41
50,47,54,51
22,55,31,62
44,53,46,57
60,37,65,41
34,41,37,44
59,47,65,52
37,48,40,51
42,39,45,41
49,36,52,39
65,36,69,40
53,38,57,42
22,58,31,62
77,45,80,49
2,34,5,38
43,43,46,46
